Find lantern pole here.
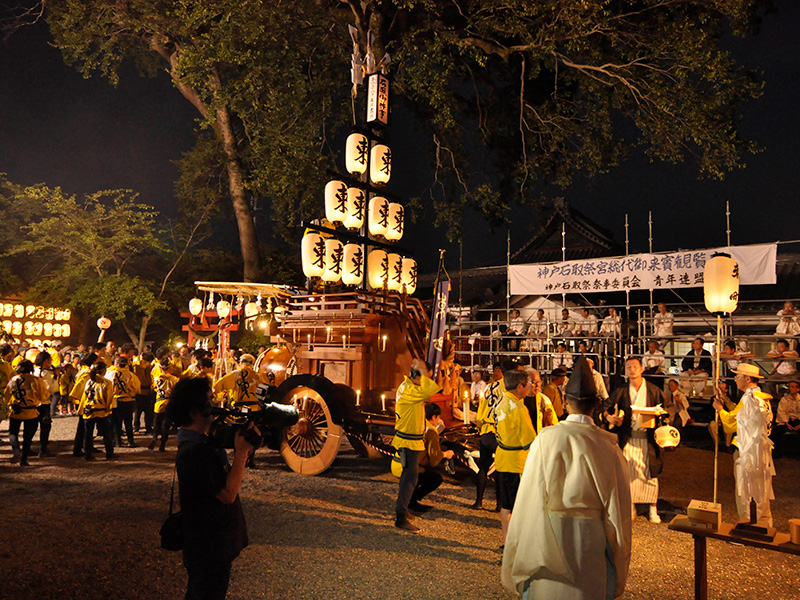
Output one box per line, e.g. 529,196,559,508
713,311,722,503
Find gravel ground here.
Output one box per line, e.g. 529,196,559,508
1,417,799,600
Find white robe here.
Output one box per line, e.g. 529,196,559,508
501,415,632,599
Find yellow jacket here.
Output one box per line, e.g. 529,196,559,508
213,366,265,411
69,367,91,404
79,377,113,419
477,379,505,436
0,358,14,394
4,373,46,420
106,366,142,404
391,375,440,451
494,390,535,473
58,364,77,396
153,372,179,414
133,358,153,390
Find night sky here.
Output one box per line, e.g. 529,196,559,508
1,2,799,277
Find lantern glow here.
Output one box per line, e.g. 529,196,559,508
387,253,403,292
301,232,326,278
368,196,390,237
341,244,364,287
189,298,203,316
369,144,391,185
345,133,369,175
322,238,344,283
704,253,739,314
343,187,366,230
367,249,389,290
216,300,232,319
386,203,404,241
401,258,418,295
324,180,349,224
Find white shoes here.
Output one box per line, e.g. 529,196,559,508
648,504,661,524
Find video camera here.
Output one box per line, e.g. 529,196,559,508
207,397,299,451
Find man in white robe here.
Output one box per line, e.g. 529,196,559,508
502,357,632,600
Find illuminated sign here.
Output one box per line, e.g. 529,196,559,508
0,300,73,344
366,73,389,126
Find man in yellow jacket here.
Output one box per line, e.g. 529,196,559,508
107,356,142,447
392,358,440,533
213,354,264,412
494,369,535,544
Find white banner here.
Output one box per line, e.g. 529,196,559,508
509,243,777,296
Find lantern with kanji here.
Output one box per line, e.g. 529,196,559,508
345,133,369,175
704,253,739,314
369,144,391,185
343,187,366,230
342,244,364,287
386,202,404,241
301,232,326,278
387,253,403,292
322,238,344,283
367,249,389,290
368,196,390,237
402,258,418,295
324,180,348,225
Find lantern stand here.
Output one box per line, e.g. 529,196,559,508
703,252,740,505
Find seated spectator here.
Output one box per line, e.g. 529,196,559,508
599,307,622,338
553,342,573,371
523,309,548,353
680,338,712,397
708,381,736,451
776,301,800,338
469,369,487,407
666,379,690,429
557,308,575,337
772,380,800,458
653,303,674,339
718,339,755,382
576,308,598,337
642,340,666,386
767,339,798,391
507,309,525,350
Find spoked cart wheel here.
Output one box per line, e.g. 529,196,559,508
274,375,344,475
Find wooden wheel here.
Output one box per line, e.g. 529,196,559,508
279,381,343,475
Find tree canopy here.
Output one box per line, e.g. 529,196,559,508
40,0,764,272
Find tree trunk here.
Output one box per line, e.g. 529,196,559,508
215,102,262,282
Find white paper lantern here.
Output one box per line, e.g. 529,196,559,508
216,300,231,319
367,249,389,290
387,253,403,292
324,180,348,224
369,144,391,185
96,317,111,330
343,187,366,230
189,298,203,316
704,253,739,314
386,202,404,241
301,232,326,278
402,258,418,295
345,133,369,175
244,301,259,318
322,238,344,283
342,244,364,287
368,196,390,237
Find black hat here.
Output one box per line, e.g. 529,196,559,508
564,356,598,401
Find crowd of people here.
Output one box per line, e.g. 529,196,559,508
0,338,271,466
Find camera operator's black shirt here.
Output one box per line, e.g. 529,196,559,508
176,428,248,564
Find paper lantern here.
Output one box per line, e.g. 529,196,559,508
386,202,404,241
387,253,403,292
188,298,203,316
369,144,391,185
301,232,326,278
216,300,231,319
244,301,259,318
367,249,389,290
322,238,344,283
96,317,111,330
343,187,366,230
324,180,348,224
345,133,369,175
342,244,364,287
401,258,418,295
704,253,739,314
368,196,390,237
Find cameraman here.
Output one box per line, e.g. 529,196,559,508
167,376,257,600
